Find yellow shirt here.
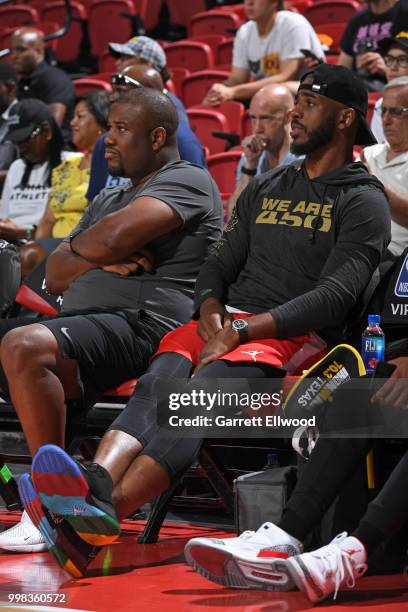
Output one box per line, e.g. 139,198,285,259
49,155,89,238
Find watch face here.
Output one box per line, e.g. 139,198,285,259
232,319,248,331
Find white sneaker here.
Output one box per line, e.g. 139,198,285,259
0,511,47,553
184,522,302,590
286,532,368,603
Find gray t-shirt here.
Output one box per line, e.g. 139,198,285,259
62,160,222,331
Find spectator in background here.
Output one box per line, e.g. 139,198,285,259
0,62,19,189
107,35,205,164
227,84,296,219
10,27,75,141
0,99,64,243
20,91,110,277
203,0,324,106
371,31,408,142
338,0,408,92
86,63,205,203
362,77,408,259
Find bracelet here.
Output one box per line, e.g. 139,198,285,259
241,166,257,176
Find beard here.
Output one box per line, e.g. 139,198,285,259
290,114,336,155
108,160,125,177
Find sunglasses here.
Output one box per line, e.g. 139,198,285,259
111,74,143,88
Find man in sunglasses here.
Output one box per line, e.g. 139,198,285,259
371,31,408,142
86,63,206,203
363,76,408,260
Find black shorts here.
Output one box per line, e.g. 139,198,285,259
41,309,165,411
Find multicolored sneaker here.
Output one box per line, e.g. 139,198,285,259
31,445,120,547
185,522,302,590
286,532,368,603
18,473,101,578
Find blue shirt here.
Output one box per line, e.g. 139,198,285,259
86,92,206,202
235,150,300,183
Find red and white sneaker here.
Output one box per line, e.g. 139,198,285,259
184,522,302,590
286,532,368,603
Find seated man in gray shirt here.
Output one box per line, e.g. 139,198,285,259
0,87,222,552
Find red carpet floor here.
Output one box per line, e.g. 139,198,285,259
0,511,406,612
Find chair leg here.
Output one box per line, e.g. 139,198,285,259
137,477,182,544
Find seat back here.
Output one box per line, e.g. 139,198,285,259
73,77,112,95
189,10,242,37
315,22,347,52
88,0,135,57
187,108,229,154
169,67,190,98
305,0,359,26
0,5,39,28
166,40,214,71
182,69,229,107
207,150,242,194
215,37,233,67
40,1,87,63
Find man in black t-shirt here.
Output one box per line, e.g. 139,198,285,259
0,88,221,554
10,27,74,140
17,65,391,580
338,0,408,91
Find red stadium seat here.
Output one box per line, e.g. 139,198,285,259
88,0,135,57
189,10,243,38
305,0,359,26
207,150,242,194
215,37,234,68
98,49,117,73
140,0,161,31
88,71,113,84
286,0,312,15
190,34,225,56
166,40,214,71
325,52,340,64
40,1,87,63
186,108,229,154
169,67,190,98
36,21,60,53
0,5,39,28
182,69,230,107
216,100,244,136
166,0,206,29
315,22,347,52
366,99,375,125
217,3,247,21
241,109,252,138
73,78,112,95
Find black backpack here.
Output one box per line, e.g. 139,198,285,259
0,240,20,317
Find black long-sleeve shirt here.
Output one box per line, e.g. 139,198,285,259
195,162,391,344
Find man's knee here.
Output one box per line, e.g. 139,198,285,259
0,324,59,374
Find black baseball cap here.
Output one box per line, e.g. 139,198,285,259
7,98,54,143
298,64,377,145
378,30,408,54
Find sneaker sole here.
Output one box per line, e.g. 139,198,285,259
185,542,294,591
286,556,322,603
18,473,84,578
32,445,120,547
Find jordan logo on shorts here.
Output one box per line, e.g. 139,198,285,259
241,350,264,362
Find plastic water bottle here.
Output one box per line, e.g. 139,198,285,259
263,452,279,470
361,314,385,374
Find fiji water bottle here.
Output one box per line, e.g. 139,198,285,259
361,314,385,374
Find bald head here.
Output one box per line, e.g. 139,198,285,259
251,84,293,115
10,27,45,76
121,64,164,91
248,84,293,153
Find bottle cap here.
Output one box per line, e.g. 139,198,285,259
368,314,381,325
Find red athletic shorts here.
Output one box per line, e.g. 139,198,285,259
154,315,326,375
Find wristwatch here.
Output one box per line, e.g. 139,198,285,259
241,166,257,176
232,318,249,343
24,224,35,240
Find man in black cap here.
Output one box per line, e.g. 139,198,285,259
0,61,19,188
23,64,391,579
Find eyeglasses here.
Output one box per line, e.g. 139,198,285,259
375,105,408,118
384,54,408,68
111,74,143,89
